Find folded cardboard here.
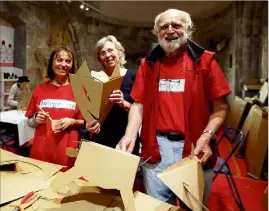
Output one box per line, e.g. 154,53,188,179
69,61,123,125
158,155,205,211
50,141,140,211
0,149,63,205
245,105,268,179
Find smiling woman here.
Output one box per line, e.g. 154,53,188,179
24,47,85,167
85,35,140,154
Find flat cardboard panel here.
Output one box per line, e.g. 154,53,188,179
0,149,62,205
50,142,140,211
0,149,62,180
245,106,268,179
70,61,123,124
0,172,51,205
158,156,205,211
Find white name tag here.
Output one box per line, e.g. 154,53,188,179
40,99,76,110
159,79,185,92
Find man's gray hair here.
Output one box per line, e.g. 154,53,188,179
152,9,195,38
95,35,127,67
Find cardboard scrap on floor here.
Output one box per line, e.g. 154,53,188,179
158,153,205,211
69,61,123,125
0,149,63,205
50,141,140,211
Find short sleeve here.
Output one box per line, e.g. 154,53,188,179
130,59,146,104
208,58,232,101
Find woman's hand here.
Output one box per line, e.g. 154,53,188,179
86,119,100,134
60,118,74,131
109,90,124,107
51,118,74,133
35,111,50,124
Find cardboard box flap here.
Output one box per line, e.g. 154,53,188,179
50,142,140,211
70,61,123,123
158,156,205,211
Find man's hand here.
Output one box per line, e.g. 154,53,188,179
194,134,212,165
86,119,100,134
116,135,136,153
109,90,124,107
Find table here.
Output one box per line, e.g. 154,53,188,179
0,110,34,146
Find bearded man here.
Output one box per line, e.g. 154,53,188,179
116,9,231,207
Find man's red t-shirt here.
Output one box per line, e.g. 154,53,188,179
156,52,186,133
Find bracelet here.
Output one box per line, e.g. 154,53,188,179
202,130,216,139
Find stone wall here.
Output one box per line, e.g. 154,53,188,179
0,1,267,96
193,1,268,97
0,1,154,87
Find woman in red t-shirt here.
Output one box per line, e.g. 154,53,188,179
25,47,85,166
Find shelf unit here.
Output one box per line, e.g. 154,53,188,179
0,66,23,111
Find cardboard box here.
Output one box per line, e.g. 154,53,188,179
245,105,268,179
225,96,251,130
69,61,123,125
0,149,62,205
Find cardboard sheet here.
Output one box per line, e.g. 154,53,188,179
158,156,205,211
0,149,63,205
70,61,123,125
50,142,140,211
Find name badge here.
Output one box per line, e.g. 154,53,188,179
159,79,185,92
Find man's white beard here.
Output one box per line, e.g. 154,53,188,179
158,33,188,53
